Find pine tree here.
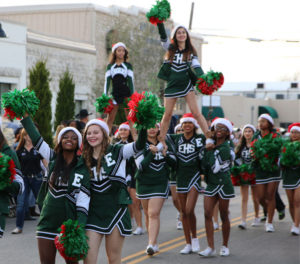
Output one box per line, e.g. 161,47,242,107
28,60,53,146
54,70,75,129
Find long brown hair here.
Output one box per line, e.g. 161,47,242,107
16,128,27,151
0,129,7,149
165,27,197,63
109,48,129,64
82,125,110,178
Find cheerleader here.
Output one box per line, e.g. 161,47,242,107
280,123,300,235
234,124,260,229
83,119,147,264
104,42,134,132
21,114,90,264
252,114,281,232
155,22,209,145
135,124,176,255
199,118,235,257
0,129,24,238
166,113,205,254
115,122,144,235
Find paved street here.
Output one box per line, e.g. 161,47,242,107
0,188,299,264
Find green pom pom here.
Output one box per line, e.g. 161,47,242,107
231,165,241,176
281,141,300,167
1,88,40,119
0,153,16,191
146,0,171,24
94,93,114,114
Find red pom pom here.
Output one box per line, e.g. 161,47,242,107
104,99,114,114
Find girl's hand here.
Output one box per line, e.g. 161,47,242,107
149,145,158,154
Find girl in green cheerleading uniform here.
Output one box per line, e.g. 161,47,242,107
251,114,281,233
135,124,176,255
21,115,90,264
166,113,205,254
155,22,209,146
0,129,24,238
199,118,234,257
280,123,300,235
233,124,260,229
104,42,135,132
83,119,146,264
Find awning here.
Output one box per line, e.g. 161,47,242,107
258,106,278,118
202,106,224,120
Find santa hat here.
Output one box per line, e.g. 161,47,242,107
85,118,109,136
171,25,189,39
57,127,82,148
112,42,127,53
211,117,233,133
288,123,300,133
180,113,199,128
259,114,274,125
119,121,130,130
242,124,256,134
174,123,182,133
114,128,119,138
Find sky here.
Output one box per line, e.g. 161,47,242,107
1,0,300,82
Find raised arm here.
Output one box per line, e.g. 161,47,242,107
157,23,170,51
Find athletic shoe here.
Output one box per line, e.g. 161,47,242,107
265,223,275,232
213,222,219,230
191,238,200,253
278,210,285,220
11,227,22,234
251,217,261,227
146,245,155,255
180,244,192,254
133,227,144,235
238,221,246,230
153,244,159,253
199,247,216,257
219,246,230,256
291,225,300,236
177,220,183,230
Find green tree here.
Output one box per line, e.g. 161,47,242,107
54,70,75,129
28,60,53,146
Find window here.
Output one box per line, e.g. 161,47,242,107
275,94,284,99
0,83,11,114
257,83,264,89
298,94,300,99
291,82,298,88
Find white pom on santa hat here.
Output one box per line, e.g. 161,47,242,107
112,42,127,53
211,117,233,133
180,113,199,128
259,114,274,125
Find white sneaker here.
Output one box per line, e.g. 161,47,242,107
133,227,144,235
191,238,200,253
219,246,230,256
177,220,183,230
238,221,246,230
213,222,219,230
146,244,155,255
251,217,260,227
265,223,275,232
291,225,300,236
180,244,192,254
199,247,216,257
153,244,159,253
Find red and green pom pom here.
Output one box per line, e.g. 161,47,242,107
231,164,255,186
1,88,40,119
94,93,114,114
54,219,89,262
280,141,300,167
250,132,283,172
146,0,171,25
127,91,164,129
0,153,16,191
196,71,224,95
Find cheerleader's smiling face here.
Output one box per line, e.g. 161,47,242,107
182,122,195,133
243,127,254,140
119,128,130,140
291,130,300,142
175,27,187,43
86,125,104,147
115,47,126,60
61,131,78,151
215,124,229,139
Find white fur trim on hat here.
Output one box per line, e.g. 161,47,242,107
58,127,82,148
112,42,127,53
242,124,256,134
119,123,130,130
290,126,300,132
259,114,274,125
86,119,109,136
180,116,200,128
212,118,233,133
174,124,182,133
171,25,189,39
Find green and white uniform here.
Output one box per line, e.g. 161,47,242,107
86,129,146,236
252,131,281,184
0,144,24,238
135,141,176,199
280,140,300,189
157,23,204,98
166,133,205,193
202,141,235,199
21,117,91,240
234,146,255,185
104,62,134,104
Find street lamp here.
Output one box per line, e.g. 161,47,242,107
0,23,7,38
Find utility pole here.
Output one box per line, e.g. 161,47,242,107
189,2,194,30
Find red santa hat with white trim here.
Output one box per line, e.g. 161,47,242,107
119,121,130,130
112,42,127,53
85,118,109,136
259,113,274,125
288,123,300,133
180,113,199,128
211,117,233,133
